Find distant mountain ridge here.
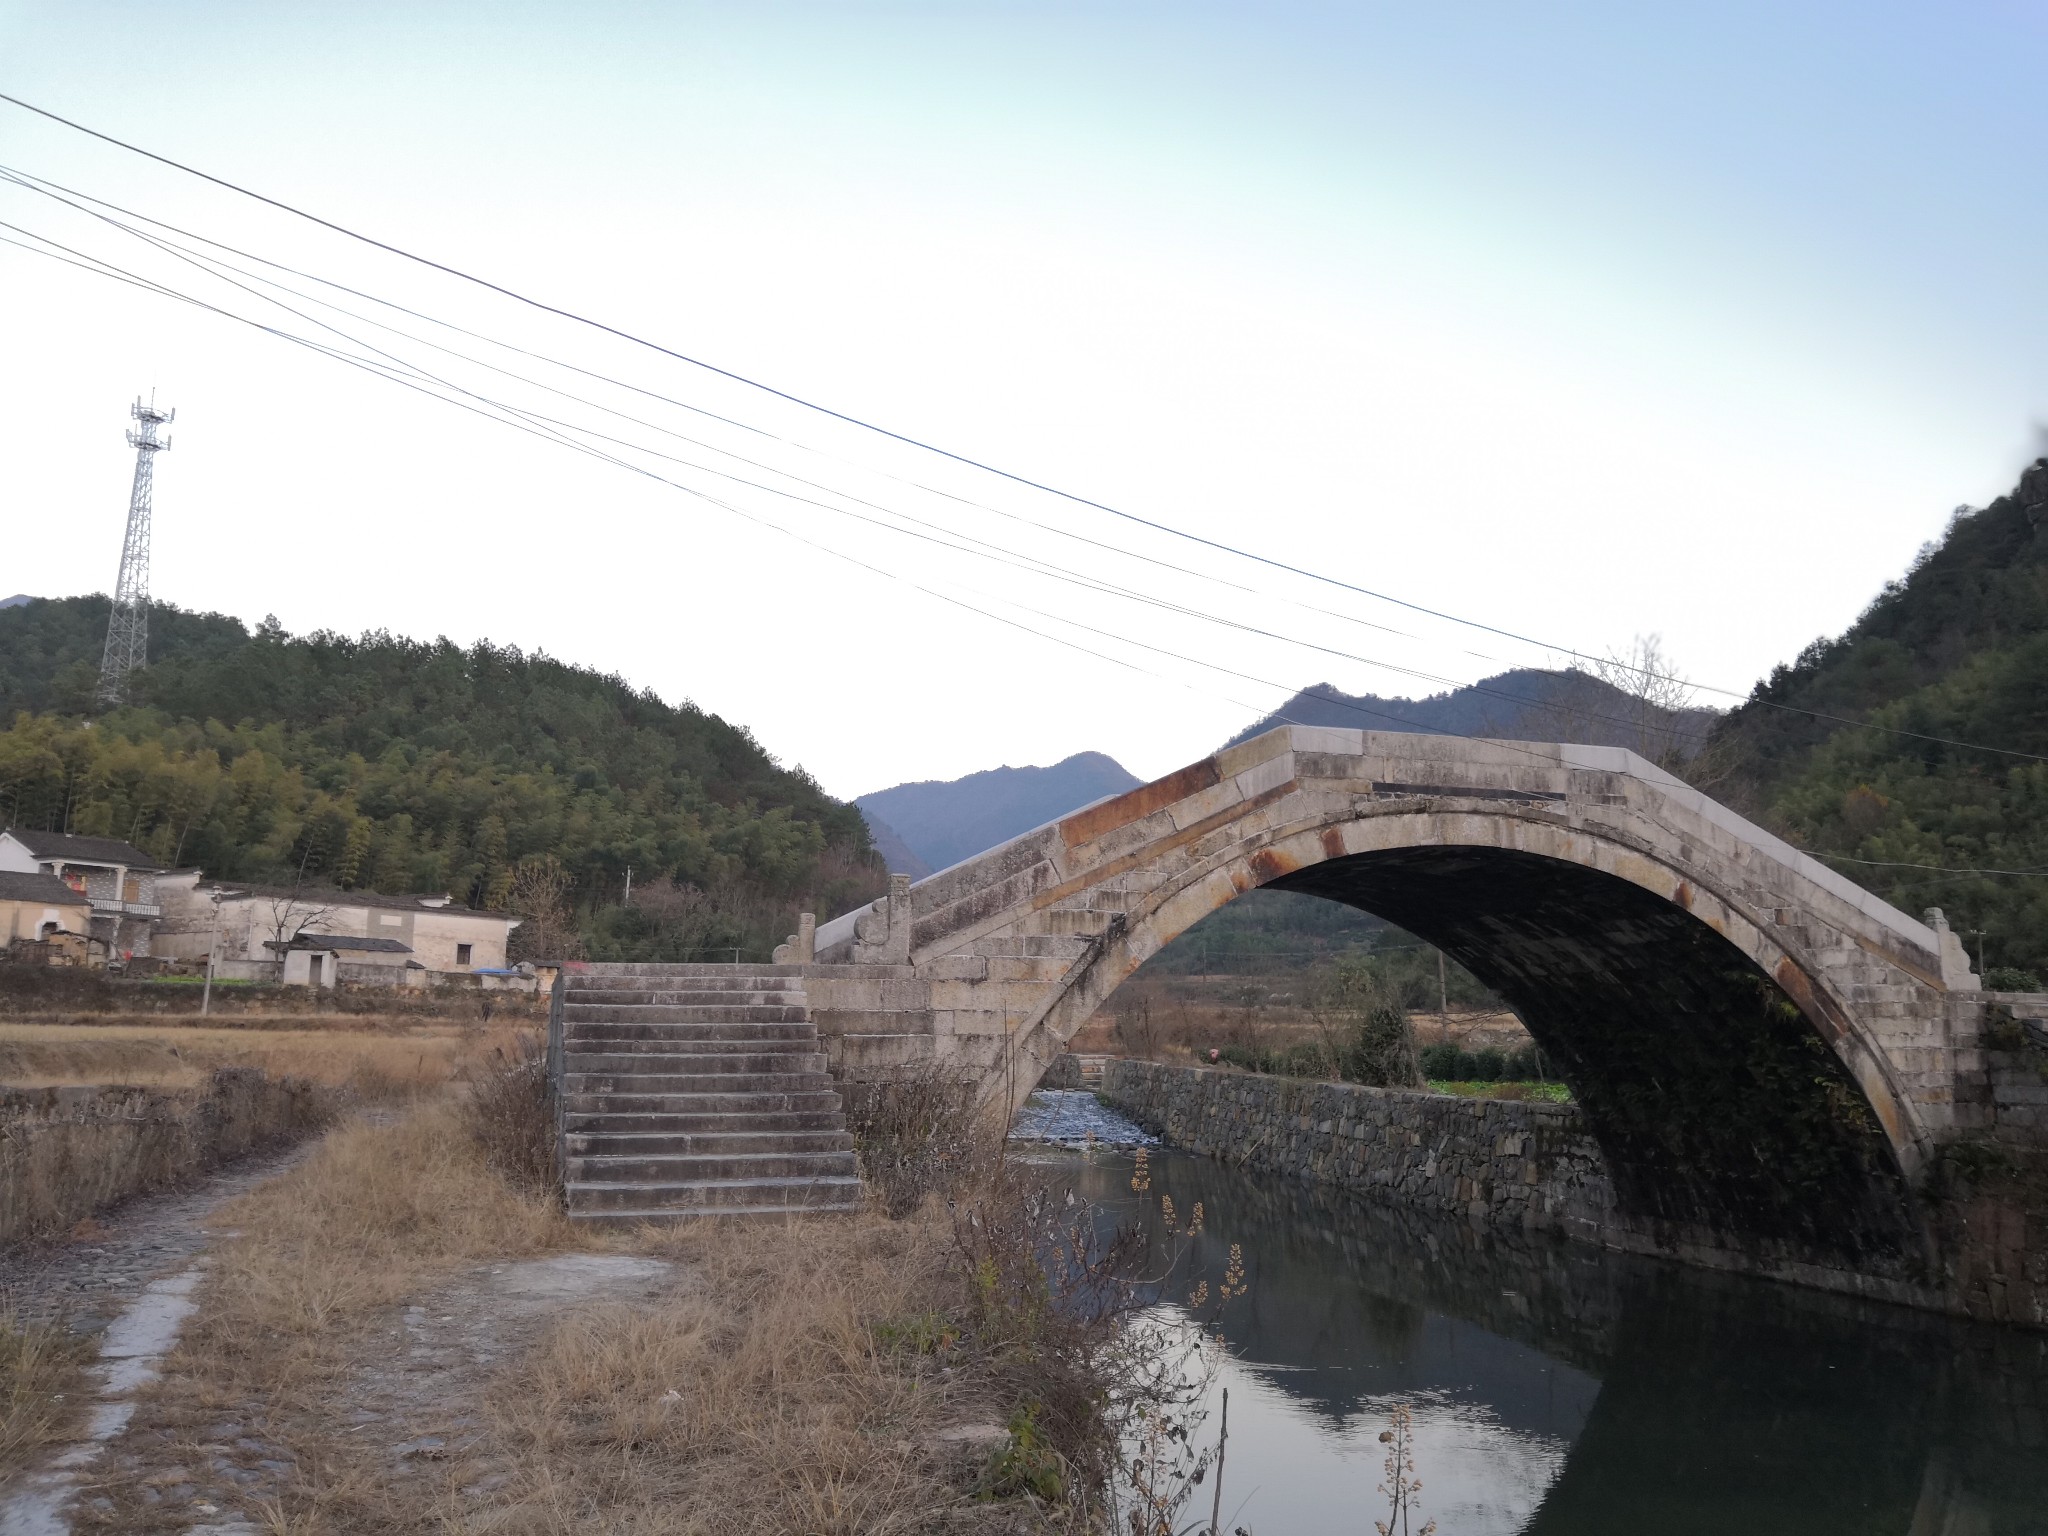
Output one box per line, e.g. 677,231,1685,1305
857,751,1142,875
1225,668,1717,760
0,595,33,610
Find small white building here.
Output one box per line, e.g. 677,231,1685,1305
153,875,521,984
0,829,164,958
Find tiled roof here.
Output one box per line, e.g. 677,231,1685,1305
2,828,160,869
203,882,514,920
0,871,90,905
266,933,415,954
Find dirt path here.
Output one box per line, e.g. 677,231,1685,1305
0,1137,328,1333
0,1132,348,1536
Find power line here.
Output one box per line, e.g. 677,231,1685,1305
0,95,1844,693
1813,852,2048,879
0,224,1587,771
0,192,1710,754
2,98,2041,766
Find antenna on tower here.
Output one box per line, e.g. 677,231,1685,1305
97,395,173,708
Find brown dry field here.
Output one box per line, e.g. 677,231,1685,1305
0,1019,530,1096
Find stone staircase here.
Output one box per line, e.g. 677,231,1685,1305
553,964,863,1223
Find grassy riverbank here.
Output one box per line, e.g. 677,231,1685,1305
61,1088,1155,1533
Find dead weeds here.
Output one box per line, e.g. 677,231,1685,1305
0,1304,95,1483
75,1097,1117,1534
0,1021,524,1100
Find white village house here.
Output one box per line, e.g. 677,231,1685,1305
152,873,522,987
0,829,164,957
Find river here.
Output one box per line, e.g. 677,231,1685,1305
1013,1122,2048,1534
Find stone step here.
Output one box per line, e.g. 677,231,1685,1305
563,1002,811,1022
566,1175,863,1213
566,1199,863,1227
561,1030,819,1051
563,1069,830,1096
569,991,806,1015
561,1090,843,1119
561,1107,847,1135
562,1129,853,1157
563,1051,828,1077
553,962,859,1222
566,1151,858,1183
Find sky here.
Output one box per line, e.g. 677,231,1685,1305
3,3,2045,798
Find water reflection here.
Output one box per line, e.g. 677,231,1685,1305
1027,1147,2048,1535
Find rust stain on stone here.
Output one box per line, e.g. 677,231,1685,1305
1060,758,1222,848
1321,827,1348,861
1248,847,1301,884
1028,781,1297,917
1773,958,1843,1042
1673,881,1694,911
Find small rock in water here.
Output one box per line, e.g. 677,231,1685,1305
1009,1089,1157,1148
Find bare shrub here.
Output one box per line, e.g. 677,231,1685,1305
952,1163,1151,1495
845,1062,991,1217
507,854,585,962
460,1030,559,1198
1306,958,1422,1088
1112,987,1159,1060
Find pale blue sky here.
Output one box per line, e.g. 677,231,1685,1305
3,4,2043,792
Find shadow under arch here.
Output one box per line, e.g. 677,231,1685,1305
1260,844,1924,1271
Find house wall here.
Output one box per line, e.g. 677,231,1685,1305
0,897,91,945
151,880,516,973
408,909,512,970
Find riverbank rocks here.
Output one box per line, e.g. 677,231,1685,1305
1101,1060,1617,1240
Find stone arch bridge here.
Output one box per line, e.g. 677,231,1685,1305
783,726,2043,1314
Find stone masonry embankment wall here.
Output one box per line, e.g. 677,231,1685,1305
1101,1058,2048,1325
1101,1059,1617,1240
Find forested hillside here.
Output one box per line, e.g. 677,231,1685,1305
0,597,880,958
1714,459,2048,980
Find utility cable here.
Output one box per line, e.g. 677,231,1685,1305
0,182,1715,752
0,95,1908,704
1,100,2037,764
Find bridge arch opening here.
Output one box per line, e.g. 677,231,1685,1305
1042,819,1930,1276
1256,845,1922,1270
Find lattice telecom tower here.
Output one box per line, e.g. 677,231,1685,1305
96,395,174,707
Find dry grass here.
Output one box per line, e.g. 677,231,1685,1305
182,1103,573,1372
0,1021,522,1099
0,1305,95,1483
80,1105,577,1527
84,1102,1114,1533
479,1217,998,1534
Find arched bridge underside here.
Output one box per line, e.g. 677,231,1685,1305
800,727,2020,1305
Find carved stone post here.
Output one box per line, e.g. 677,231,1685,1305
853,873,913,965
773,910,817,966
